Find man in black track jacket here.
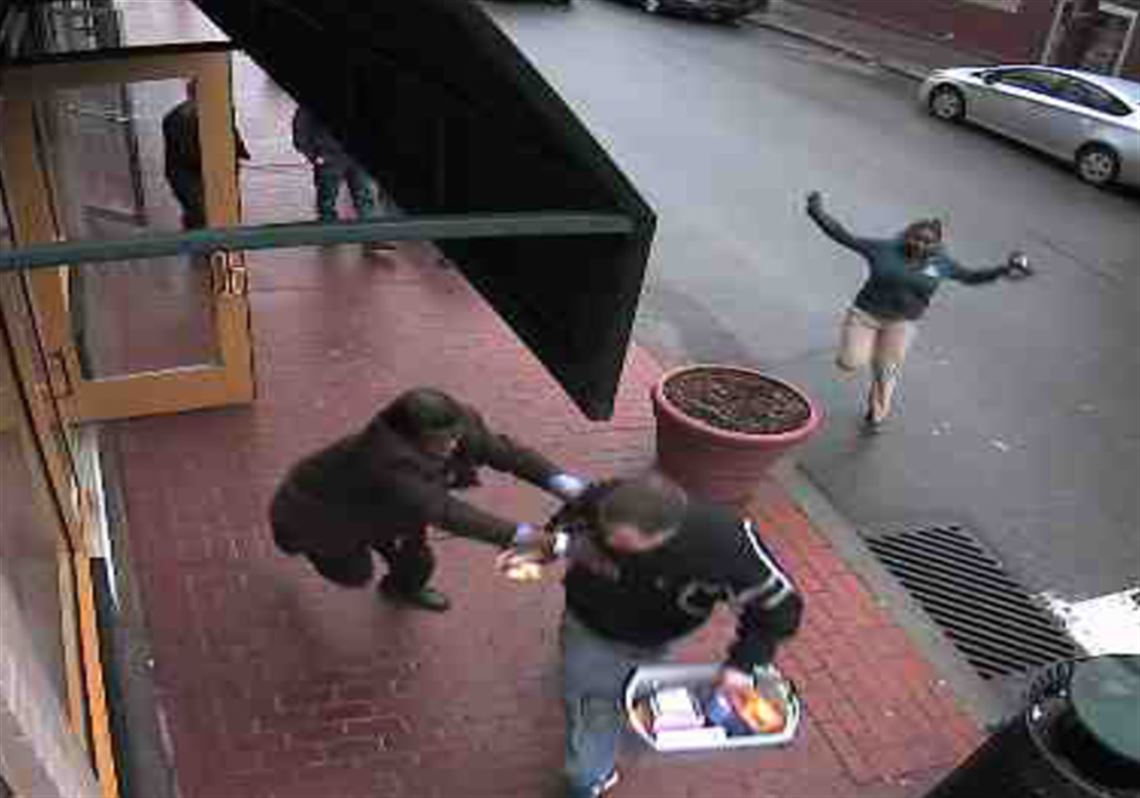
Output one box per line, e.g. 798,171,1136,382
544,474,803,798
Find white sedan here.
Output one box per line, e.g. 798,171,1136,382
918,65,1140,188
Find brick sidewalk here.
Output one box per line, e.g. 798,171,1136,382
100,21,983,796
746,0,994,81
107,243,982,798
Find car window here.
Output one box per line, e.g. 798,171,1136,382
1054,78,1132,116
994,69,1066,98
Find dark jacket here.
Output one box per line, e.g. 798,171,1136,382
270,405,562,557
162,99,250,178
562,495,803,671
808,204,1009,321
292,108,356,171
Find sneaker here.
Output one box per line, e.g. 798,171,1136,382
378,583,451,612
365,241,397,255
596,770,619,796
861,411,885,436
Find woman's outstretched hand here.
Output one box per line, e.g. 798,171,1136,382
1006,251,1034,279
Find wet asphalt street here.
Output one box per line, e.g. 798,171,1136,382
484,0,1140,599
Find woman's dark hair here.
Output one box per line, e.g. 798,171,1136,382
903,218,942,243
379,388,466,440
549,473,687,538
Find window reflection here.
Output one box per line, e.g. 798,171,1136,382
0,326,71,715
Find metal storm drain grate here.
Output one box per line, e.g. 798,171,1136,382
864,523,1080,680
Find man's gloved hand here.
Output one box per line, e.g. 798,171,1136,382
512,524,561,560
498,525,563,581
513,523,542,549
548,473,588,501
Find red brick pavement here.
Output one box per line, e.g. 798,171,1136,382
107,242,982,798
101,23,983,797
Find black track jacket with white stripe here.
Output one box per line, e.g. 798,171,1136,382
564,500,803,670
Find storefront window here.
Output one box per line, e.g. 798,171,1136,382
0,313,71,714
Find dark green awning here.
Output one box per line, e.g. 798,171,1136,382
191,0,656,419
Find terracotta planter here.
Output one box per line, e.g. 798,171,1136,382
651,365,823,508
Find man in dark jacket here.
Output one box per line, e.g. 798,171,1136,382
291,107,389,224
270,388,586,611
535,474,803,798
161,82,250,229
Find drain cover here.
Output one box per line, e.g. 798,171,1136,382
863,523,1080,680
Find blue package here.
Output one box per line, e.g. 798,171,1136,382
705,691,754,737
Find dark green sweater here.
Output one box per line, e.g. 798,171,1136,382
808,205,1009,321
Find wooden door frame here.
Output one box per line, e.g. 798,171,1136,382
0,46,253,422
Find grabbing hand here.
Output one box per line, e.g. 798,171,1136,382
512,524,557,559
806,191,823,214
496,548,546,582
548,473,589,501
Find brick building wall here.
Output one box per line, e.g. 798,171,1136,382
798,0,1059,62
800,0,1140,78
0,575,100,798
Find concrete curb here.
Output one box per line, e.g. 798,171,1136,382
771,459,1010,729
632,341,1004,724
742,14,929,82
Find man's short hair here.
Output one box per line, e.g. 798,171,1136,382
380,388,466,440
597,473,687,536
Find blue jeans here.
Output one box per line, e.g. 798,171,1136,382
561,613,669,798
314,161,381,222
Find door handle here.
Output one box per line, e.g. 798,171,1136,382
64,103,131,124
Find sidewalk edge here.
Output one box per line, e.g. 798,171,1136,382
742,15,929,82
772,460,1007,730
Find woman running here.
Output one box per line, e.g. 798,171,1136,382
806,191,1031,430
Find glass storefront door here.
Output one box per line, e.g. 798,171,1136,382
0,46,254,422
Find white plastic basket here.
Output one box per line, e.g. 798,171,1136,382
624,663,802,753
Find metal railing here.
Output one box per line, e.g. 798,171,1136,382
0,211,634,272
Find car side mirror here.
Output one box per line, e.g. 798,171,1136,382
982,72,1000,85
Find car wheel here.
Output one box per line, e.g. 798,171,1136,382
928,85,966,122
643,0,661,12
1075,144,1119,187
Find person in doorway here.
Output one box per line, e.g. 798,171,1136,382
1054,0,1099,69
269,388,588,612
512,474,802,798
291,106,393,252
162,81,250,230
806,191,1032,431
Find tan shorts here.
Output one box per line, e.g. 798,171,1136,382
836,307,915,375
837,308,916,422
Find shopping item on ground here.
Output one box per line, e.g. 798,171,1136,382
650,687,706,731
626,663,801,753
